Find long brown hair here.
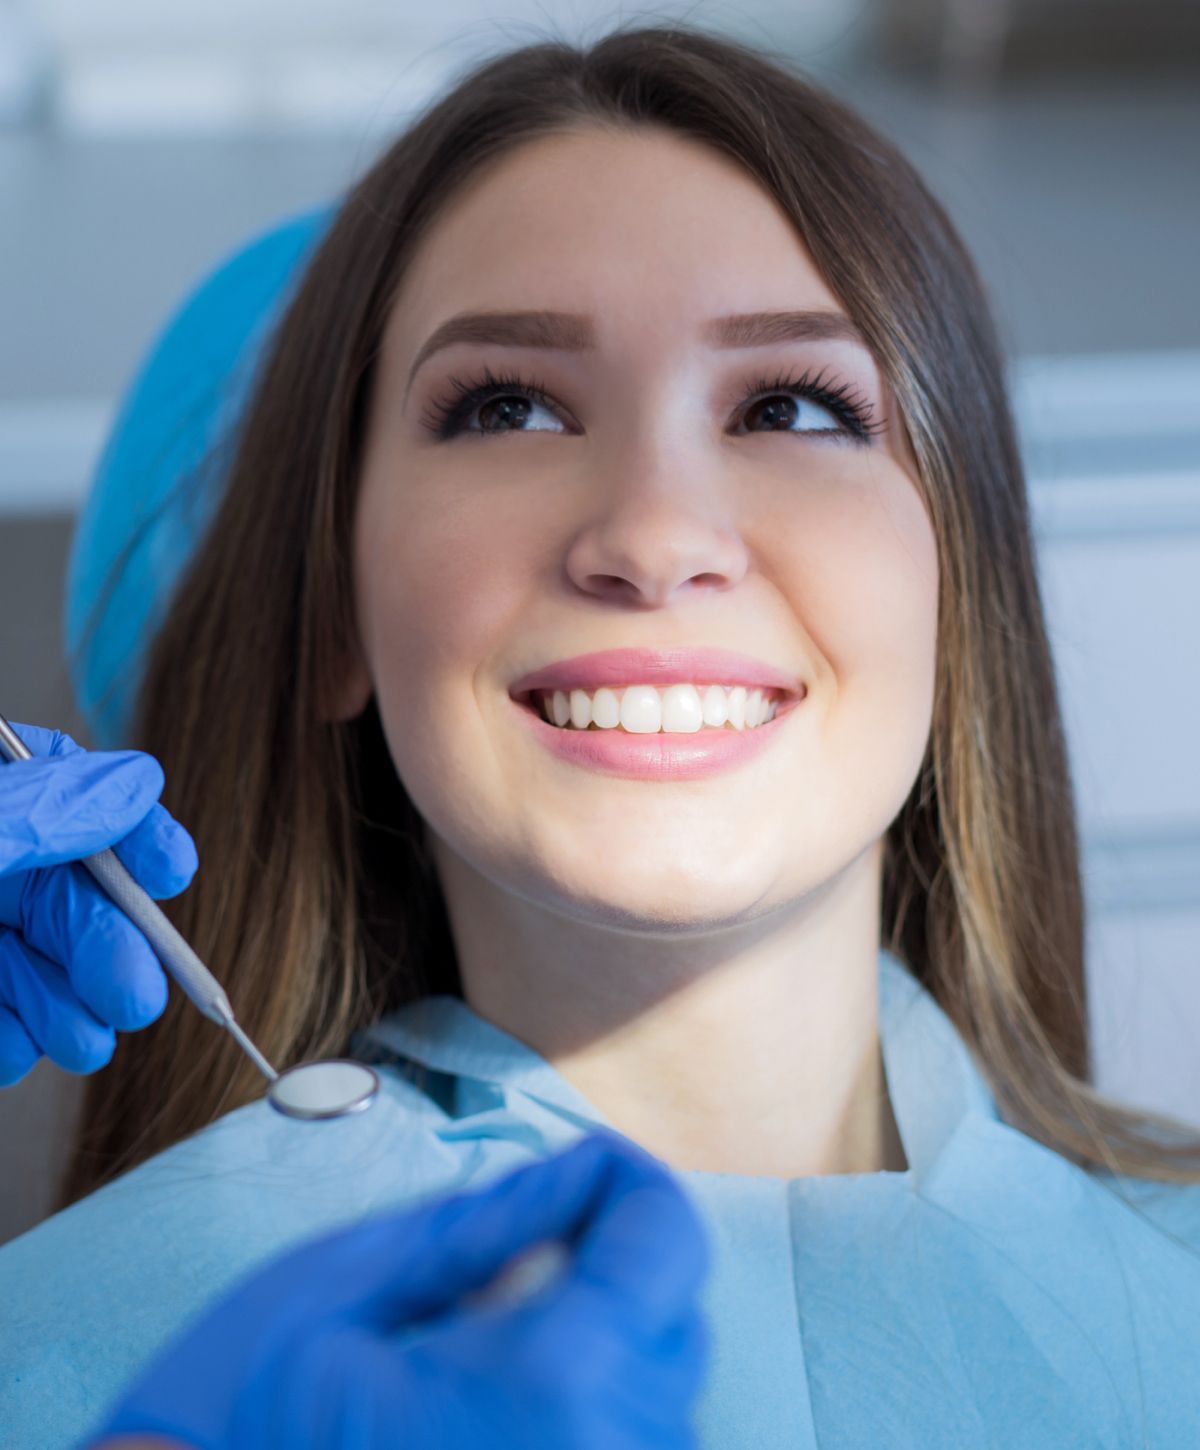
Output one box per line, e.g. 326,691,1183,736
61,22,1200,1207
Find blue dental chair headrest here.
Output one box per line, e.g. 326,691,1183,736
64,204,336,748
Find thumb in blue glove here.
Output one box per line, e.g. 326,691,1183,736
0,721,199,1085
92,1127,712,1450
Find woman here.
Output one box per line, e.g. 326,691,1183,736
4,21,1200,1449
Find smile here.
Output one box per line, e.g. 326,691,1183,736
510,683,806,781
528,682,788,733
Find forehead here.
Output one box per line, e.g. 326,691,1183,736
383,127,845,357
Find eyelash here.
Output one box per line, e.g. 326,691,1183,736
419,364,885,444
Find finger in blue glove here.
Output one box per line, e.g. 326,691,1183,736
94,1128,712,1450
0,934,118,1077
0,1003,39,1084
0,721,199,1084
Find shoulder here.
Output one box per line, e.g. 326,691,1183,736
0,1066,547,1450
1088,1167,1200,1255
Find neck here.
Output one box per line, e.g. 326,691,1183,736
437,835,909,1180
546,992,908,1178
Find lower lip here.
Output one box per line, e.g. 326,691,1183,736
509,692,805,780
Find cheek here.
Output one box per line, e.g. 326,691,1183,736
353,473,531,702
792,473,939,731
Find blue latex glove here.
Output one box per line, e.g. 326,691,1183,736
0,720,199,1085
91,1128,711,1450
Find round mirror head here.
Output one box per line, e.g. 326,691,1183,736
268,1059,380,1120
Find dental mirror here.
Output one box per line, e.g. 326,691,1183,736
267,1060,381,1120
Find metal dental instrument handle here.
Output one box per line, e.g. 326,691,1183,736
0,712,278,1085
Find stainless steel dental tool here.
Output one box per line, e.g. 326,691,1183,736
0,712,379,1120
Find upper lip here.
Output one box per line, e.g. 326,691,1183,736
508,648,805,700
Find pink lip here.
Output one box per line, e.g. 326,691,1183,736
509,689,806,781
508,647,804,700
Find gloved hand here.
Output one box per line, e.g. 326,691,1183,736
0,720,198,1085
92,1128,712,1450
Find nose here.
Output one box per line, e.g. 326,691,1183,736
562,454,751,607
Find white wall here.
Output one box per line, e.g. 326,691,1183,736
1017,353,1200,1127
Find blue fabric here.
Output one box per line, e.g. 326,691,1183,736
63,205,335,750
1,946,1198,1448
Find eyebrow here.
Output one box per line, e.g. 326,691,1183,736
404,308,867,401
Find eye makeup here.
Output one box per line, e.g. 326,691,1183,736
418,362,885,445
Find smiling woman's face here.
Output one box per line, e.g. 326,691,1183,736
340,125,939,937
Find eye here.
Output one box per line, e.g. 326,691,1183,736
420,367,566,440
735,370,851,437
731,366,883,442
420,363,883,444
739,391,840,434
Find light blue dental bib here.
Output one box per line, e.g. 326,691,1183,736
2,947,1198,1449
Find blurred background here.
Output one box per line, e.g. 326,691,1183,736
1,0,1198,1246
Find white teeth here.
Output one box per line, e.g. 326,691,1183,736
701,684,729,727
728,685,747,731
588,687,620,729
657,683,702,732
569,689,593,730
620,684,664,734
537,683,782,732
